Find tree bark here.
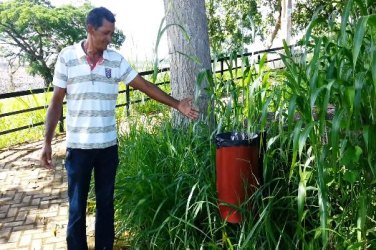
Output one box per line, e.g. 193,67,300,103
7,62,15,91
163,0,212,127
281,0,292,45
267,0,282,49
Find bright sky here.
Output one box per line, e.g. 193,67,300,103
51,0,168,65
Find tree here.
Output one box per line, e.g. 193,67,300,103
163,0,212,127
206,0,261,54
0,0,125,85
206,0,376,52
293,0,375,35
205,0,294,52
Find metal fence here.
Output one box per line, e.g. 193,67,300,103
0,46,287,136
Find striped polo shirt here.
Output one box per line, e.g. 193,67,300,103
53,40,138,149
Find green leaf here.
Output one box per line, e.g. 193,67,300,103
368,125,376,154
304,10,324,44
290,120,303,178
357,194,367,241
260,95,273,131
298,181,306,222
258,53,268,72
343,170,359,184
339,0,353,46
340,145,363,166
354,145,363,162
354,0,368,15
368,14,376,27
298,122,314,158
372,50,376,96
307,38,322,90
310,86,326,112
363,126,369,151
320,81,334,134
354,73,366,125
345,86,355,114
353,16,369,69
331,110,345,165
288,95,297,129
317,152,329,247
267,135,280,150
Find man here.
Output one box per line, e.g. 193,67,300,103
40,7,198,250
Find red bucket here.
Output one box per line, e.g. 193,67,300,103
215,132,261,223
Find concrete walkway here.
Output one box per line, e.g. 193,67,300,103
0,136,95,250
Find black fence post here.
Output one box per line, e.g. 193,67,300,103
125,85,130,117
220,59,224,77
59,107,64,132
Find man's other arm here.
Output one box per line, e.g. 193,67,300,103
40,87,66,169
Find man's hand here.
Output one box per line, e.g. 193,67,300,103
40,143,54,169
177,97,199,120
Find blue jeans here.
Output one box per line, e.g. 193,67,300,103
65,145,118,250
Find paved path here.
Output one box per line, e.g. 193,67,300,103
0,136,95,250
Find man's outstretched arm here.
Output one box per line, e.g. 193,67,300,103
129,75,199,120
40,87,66,169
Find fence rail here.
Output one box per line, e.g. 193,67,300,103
0,46,288,136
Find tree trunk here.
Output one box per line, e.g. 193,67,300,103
163,0,212,127
267,0,282,49
281,0,292,45
7,62,15,91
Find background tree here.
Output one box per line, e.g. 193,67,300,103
293,0,375,35
163,0,212,127
205,0,289,51
206,0,261,55
0,0,125,86
205,0,376,52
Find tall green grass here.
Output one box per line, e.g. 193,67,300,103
114,1,376,249
114,118,302,249
272,0,376,247
113,46,296,249
0,92,52,148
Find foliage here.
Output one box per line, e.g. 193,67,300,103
0,0,125,85
267,0,376,247
114,1,376,249
206,0,261,54
115,121,215,248
210,52,275,134
0,91,51,148
293,0,376,36
205,0,376,53
2,0,376,247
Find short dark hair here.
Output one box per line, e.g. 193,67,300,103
86,7,115,29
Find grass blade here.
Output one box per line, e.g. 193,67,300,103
353,16,368,69
298,122,314,158
340,0,354,46
290,120,303,178
317,151,329,248
372,50,376,96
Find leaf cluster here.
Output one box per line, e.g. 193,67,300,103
206,0,261,55
0,0,125,85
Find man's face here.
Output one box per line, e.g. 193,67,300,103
88,18,115,51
